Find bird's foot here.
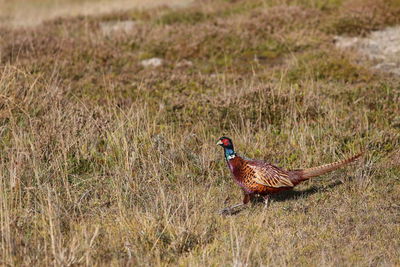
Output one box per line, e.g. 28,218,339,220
219,207,234,215
218,203,244,215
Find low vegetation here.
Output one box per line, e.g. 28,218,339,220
0,0,399,265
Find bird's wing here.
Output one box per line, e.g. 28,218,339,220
247,160,294,188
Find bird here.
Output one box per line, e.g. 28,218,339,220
216,136,362,214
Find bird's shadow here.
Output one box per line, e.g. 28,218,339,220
262,180,343,203
220,180,343,216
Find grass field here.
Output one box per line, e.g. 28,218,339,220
0,0,400,265
0,0,191,27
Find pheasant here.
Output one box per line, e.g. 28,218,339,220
217,136,362,214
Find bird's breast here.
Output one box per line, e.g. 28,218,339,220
227,158,242,176
227,158,249,187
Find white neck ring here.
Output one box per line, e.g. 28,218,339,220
227,154,236,160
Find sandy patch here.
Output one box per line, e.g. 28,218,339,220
335,26,400,75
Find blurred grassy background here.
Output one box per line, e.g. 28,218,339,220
0,0,399,265
0,0,192,27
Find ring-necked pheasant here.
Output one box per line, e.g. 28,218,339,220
217,136,362,214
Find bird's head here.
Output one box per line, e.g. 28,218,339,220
216,136,234,149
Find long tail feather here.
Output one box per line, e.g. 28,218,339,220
292,152,363,180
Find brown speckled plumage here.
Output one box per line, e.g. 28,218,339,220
217,137,362,213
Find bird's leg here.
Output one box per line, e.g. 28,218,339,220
219,193,253,215
263,195,270,208
243,193,252,204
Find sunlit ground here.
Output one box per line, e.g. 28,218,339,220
0,0,192,27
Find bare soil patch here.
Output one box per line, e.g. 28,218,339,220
335,26,400,75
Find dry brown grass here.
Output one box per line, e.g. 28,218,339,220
0,0,399,265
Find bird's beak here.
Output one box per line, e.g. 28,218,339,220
216,140,223,146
